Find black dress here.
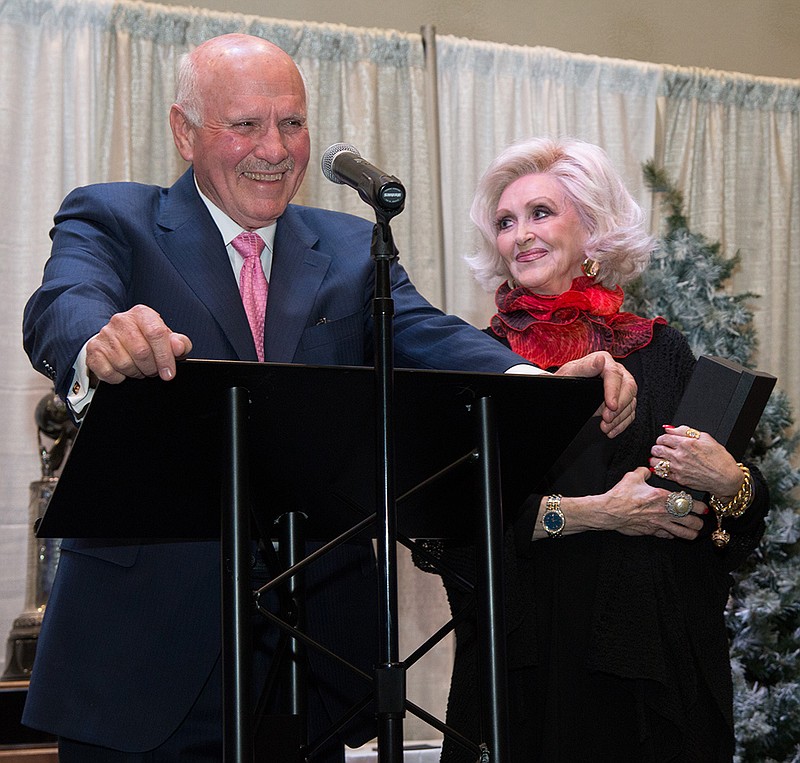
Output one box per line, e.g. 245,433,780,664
436,324,769,763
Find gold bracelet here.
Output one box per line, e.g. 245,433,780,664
709,464,754,548
710,464,753,518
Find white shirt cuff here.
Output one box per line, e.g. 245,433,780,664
66,341,96,420
504,363,549,375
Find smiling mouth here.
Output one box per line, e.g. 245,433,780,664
516,248,547,262
241,170,287,182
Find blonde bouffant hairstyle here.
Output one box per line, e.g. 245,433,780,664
467,136,655,292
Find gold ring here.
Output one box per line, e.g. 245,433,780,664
666,491,693,517
685,428,701,439
653,459,671,479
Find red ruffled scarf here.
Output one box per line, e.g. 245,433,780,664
490,276,665,369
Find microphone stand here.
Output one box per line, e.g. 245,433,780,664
370,206,405,763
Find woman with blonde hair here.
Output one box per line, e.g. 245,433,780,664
437,137,769,762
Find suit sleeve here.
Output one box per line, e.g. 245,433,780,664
23,186,135,400
389,261,531,374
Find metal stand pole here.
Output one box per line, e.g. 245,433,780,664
372,217,405,763
475,396,510,761
222,386,254,762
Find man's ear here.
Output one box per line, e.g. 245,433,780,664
169,105,195,162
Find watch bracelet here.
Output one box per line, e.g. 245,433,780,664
542,493,564,538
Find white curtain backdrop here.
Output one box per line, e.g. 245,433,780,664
435,37,800,407
656,67,800,419
1,0,799,745
435,36,662,328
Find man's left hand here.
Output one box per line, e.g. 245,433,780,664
554,351,637,438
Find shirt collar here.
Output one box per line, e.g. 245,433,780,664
194,174,277,252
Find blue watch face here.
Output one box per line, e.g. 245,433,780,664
543,510,564,532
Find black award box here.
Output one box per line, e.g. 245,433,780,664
649,355,777,498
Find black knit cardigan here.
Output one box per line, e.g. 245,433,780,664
434,324,769,760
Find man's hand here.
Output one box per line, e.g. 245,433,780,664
85,305,192,384
554,351,637,438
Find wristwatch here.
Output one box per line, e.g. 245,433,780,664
541,494,565,538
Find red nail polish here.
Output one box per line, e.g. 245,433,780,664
662,424,675,430
648,466,655,473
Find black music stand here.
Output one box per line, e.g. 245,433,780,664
36,359,603,761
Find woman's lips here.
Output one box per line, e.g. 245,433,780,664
516,248,548,262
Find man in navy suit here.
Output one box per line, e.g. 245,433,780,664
22,33,636,761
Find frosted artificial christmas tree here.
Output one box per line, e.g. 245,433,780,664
626,163,800,762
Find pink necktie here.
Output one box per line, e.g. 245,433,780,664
231,231,268,362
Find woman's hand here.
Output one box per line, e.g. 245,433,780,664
534,467,706,541
594,467,705,539
649,425,744,499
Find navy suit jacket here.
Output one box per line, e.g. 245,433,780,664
22,169,528,751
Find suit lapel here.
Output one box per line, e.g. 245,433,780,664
264,207,331,363
155,170,257,360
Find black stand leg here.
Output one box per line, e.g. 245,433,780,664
222,386,254,763
476,396,510,762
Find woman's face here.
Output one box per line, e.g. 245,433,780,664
494,172,587,294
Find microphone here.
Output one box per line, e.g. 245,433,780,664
321,143,405,214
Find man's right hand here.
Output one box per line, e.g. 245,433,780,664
85,305,192,384
554,351,637,438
